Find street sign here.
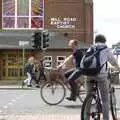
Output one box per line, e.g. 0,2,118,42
19,41,29,46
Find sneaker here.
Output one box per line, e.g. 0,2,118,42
66,96,76,101
27,84,32,87
35,84,40,88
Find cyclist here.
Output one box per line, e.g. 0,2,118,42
57,39,83,101
86,34,120,120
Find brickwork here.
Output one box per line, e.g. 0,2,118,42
37,49,73,68
44,0,93,42
84,1,93,44
0,0,2,28
0,0,93,42
0,0,93,80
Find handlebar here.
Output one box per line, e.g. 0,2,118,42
108,71,120,81
109,71,120,74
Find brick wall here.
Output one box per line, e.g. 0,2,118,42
84,0,93,44
44,0,93,42
34,49,73,68
0,0,93,43
0,0,2,28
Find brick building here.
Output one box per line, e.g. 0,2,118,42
0,0,93,80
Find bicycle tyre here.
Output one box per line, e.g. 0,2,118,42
40,81,66,105
81,93,101,120
110,87,118,120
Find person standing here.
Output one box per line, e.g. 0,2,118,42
86,34,120,120
38,59,47,82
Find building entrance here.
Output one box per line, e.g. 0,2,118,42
0,50,32,80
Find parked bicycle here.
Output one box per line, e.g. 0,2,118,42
81,71,119,120
40,68,86,105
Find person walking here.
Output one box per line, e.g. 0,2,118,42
22,56,35,87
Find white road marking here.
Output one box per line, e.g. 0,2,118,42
1,94,26,113
7,102,13,106
3,106,8,109
12,99,16,102
1,114,120,120
16,97,20,100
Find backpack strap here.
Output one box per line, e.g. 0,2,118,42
95,46,107,69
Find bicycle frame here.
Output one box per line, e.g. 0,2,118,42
82,71,119,120
42,68,86,104
89,80,102,112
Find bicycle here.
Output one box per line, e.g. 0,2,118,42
40,68,86,105
81,71,119,120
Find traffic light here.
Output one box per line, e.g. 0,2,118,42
43,31,49,49
31,31,41,49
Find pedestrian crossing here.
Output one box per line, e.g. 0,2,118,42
0,114,120,120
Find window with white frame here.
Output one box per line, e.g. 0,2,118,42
57,56,66,66
2,0,44,29
43,56,52,69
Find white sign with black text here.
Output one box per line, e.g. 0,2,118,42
50,17,77,29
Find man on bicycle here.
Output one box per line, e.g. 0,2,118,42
86,34,120,120
57,39,83,101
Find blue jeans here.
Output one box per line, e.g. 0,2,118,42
65,68,82,97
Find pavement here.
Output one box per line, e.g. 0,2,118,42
0,80,22,89
0,114,80,120
0,80,120,89
0,80,22,86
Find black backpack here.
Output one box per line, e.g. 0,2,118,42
80,46,107,76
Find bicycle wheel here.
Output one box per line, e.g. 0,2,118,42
81,93,102,120
78,84,87,103
110,87,118,120
40,81,66,105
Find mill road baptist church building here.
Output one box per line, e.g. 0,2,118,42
0,0,93,80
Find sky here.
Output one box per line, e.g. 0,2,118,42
93,0,120,47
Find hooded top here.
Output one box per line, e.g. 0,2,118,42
92,42,119,75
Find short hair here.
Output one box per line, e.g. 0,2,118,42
69,39,78,46
95,34,106,43
28,56,34,63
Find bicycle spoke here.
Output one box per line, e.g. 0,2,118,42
40,81,66,105
81,94,101,120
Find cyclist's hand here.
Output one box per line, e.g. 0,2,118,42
112,67,120,74
118,68,120,73
115,67,120,73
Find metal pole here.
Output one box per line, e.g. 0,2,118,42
41,30,43,50
22,46,25,77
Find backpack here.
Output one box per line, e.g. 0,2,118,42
80,46,107,76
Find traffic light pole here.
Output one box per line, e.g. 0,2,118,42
41,31,43,50
22,45,25,76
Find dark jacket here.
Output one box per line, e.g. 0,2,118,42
24,63,34,74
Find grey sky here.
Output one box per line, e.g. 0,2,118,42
94,0,120,47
